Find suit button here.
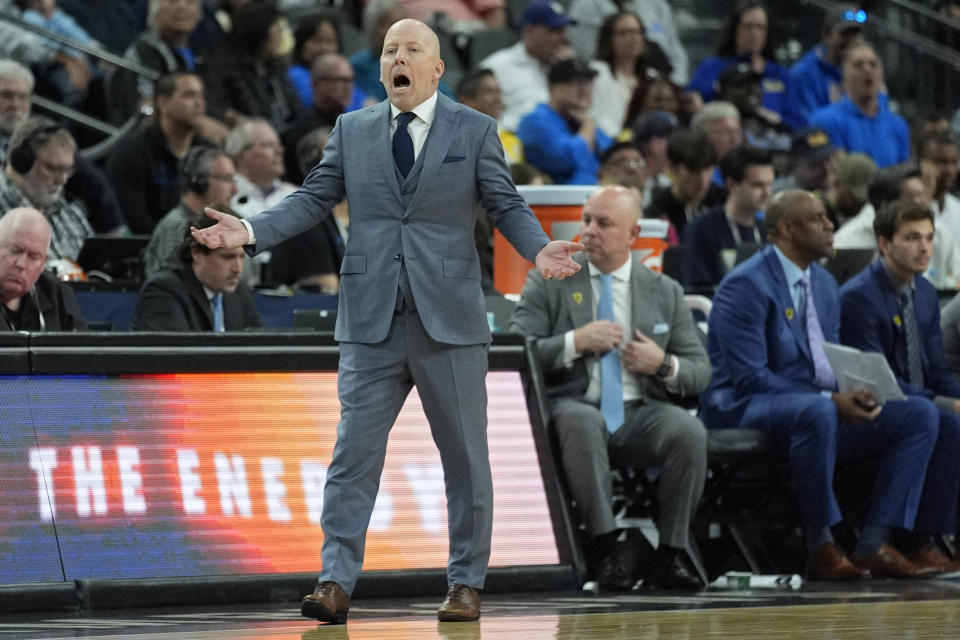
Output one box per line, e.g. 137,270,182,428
402,218,409,224
394,254,403,262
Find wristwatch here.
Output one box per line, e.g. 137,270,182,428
656,353,672,377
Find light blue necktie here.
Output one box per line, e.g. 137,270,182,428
212,293,224,333
800,276,836,390
597,273,624,433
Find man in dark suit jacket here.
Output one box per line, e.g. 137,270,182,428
701,189,943,580
130,211,262,332
839,197,960,573
510,186,709,591
190,19,582,624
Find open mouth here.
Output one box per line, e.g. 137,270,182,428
393,74,411,89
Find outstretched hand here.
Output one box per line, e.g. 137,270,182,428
535,240,584,280
190,207,249,250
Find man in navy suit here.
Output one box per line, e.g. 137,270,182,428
191,19,582,624
701,189,943,580
840,197,960,573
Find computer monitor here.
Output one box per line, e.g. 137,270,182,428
76,235,150,282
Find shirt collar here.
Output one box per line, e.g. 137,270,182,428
588,254,633,281
880,259,914,296
390,91,439,127
772,244,810,287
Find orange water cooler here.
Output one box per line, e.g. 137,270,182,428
493,185,669,295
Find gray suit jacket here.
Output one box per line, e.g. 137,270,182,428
508,253,711,402
246,93,550,345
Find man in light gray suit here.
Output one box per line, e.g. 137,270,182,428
191,18,582,625
509,186,710,591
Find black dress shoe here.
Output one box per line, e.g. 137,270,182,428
646,546,703,590
591,540,639,591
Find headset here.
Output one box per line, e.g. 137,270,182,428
179,145,220,196
8,121,65,175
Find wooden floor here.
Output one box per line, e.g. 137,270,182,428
3,581,960,639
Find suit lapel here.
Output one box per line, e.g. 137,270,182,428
564,254,594,330
630,260,656,337
370,101,403,204
183,267,214,330
405,95,458,212
763,249,811,363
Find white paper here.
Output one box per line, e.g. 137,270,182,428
822,342,907,403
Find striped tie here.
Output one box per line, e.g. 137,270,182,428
900,289,924,387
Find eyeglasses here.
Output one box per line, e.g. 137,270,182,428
208,173,235,183
36,158,74,178
611,158,646,169
842,9,868,23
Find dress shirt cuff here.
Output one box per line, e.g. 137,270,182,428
662,355,680,393
563,330,578,367
240,219,255,245
934,395,958,412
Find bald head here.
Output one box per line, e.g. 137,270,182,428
764,189,816,238
380,19,444,112
0,207,50,303
579,185,642,272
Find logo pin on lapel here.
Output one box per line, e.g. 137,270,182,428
785,308,795,320
572,292,583,305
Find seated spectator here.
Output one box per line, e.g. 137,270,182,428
106,72,213,234
0,59,127,236
289,14,368,112
828,152,876,233
350,0,407,103
597,141,646,193
682,146,773,287
589,10,673,138
400,0,505,31
0,117,92,261
784,4,866,129
479,0,573,131
701,189,944,580
509,186,708,590
940,291,960,378
270,126,346,294
130,208,263,331
627,110,675,207
623,74,681,126
457,68,523,165
645,128,726,239
57,0,139,55
202,1,301,132
690,101,743,187
227,118,297,220
839,197,960,574
920,132,960,249
142,146,237,279
772,127,837,197
517,59,613,185
111,0,202,122
687,2,789,121
567,0,688,85
716,62,790,155
282,53,355,184
810,42,909,168
0,206,85,330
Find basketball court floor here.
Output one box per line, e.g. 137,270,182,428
3,579,960,639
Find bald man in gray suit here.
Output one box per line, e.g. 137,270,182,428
192,19,582,625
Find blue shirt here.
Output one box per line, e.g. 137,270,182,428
784,45,841,129
772,244,811,313
517,103,614,185
687,55,790,118
809,96,909,168
288,64,368,112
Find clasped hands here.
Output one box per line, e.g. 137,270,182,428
574,321,665,375
833,389,882,423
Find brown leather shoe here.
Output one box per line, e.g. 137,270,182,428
437,584,480,622
301,581,350,624
805,543,871,581
905,544,960,577
852,544,941,579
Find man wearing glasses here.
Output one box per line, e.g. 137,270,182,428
0,117,92,262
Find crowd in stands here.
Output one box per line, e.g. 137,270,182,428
6,0,960,592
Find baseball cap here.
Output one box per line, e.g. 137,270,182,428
824,4,867,34
521,1,576,28
548,58,597,84
835,152,877,202
630,110,677,145
791,127,837,162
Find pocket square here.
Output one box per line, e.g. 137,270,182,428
442,154,465,163
653,323,669,334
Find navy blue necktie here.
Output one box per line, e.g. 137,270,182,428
901,289,924,387
392,112,416,178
